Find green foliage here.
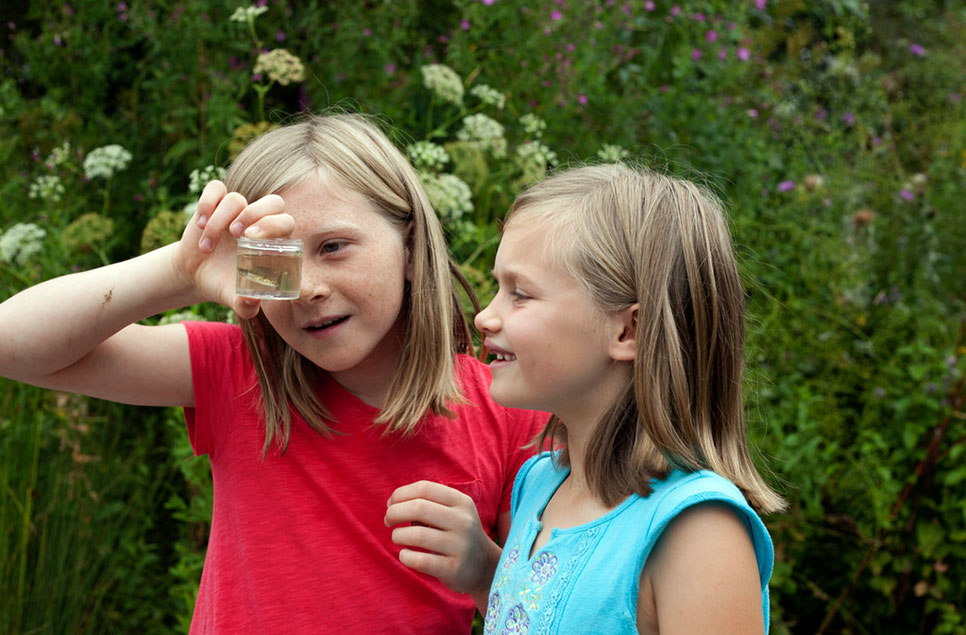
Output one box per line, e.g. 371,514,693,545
1,1,964,632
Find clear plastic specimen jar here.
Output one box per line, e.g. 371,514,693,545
235,237,303,300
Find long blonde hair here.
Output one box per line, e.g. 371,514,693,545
225,113,474,455
509,163,785,514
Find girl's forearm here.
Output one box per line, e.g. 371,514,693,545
0,243,202,382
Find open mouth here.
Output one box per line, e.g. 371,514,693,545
489,351,517,363
306,316,349,331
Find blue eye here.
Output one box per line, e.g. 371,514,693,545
321,241,345,254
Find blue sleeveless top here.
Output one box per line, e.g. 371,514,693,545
482,452,774,634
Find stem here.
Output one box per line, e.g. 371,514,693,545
247,16,261,50
101,181,111,216
15,410,42,632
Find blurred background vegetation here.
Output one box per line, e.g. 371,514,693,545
1,1,964,633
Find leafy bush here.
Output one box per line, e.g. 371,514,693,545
1,1,964,633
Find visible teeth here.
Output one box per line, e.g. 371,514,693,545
494,352,516,362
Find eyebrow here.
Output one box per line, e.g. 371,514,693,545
313,220,362,233
491,266,537,287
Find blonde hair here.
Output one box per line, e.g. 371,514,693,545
509,163,785,514
225,112,474,455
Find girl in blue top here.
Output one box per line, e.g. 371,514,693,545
470,164,786,634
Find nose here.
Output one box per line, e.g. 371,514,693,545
474,300,500,334
296,266,330,304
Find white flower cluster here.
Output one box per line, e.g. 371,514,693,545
254,49,305,85
456,114,507,158
420,172,474,220
189,165,228,194
29,175,66,203
0,222,46,265
519,114,547,138
407,141,450,172
421,64,464,106
83,144,132,180
516,141,558,171
597,144,631,163
470,84,506,110
45,141,71,169
230,5,268,22
826,55,859,81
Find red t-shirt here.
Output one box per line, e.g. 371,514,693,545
182,321,547,634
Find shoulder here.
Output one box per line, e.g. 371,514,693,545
635,471,772,634
183,319,244,347
648,470,773,574
510,451,562,511
639,501,766,634
182,320,252,376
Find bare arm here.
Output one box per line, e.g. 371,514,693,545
637,503,765,635
0,181,293,407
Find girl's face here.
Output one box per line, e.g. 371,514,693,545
475,216,631,425
260,176,411,404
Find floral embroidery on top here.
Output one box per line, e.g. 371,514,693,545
501,603,530,635
530,551,558,584
484,591,503,635
504,545,519,568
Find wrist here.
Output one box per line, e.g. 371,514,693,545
468,537,502,613
160,242,206,307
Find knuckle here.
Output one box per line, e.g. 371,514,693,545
223,192,247,208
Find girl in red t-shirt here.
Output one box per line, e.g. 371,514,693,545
0,113,545,633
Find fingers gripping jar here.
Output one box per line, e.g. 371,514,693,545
235,237,303,300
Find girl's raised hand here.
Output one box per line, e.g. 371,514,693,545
178,180,295,319
385,481,501,608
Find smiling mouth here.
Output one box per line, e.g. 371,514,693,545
490,352,517,362
306,316,349,331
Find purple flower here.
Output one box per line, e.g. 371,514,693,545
645,0,655,9
481,0,497,4
275,30,286,42
778,180,796,192
692,48,702,60
843,112,855,126
910,43,925,56
460,19,471,30
747,108,758,118
718,47,727,61
384,63,396,75
737,47,750,61
899,189,915,201
755,0,766,9
551,10,562,20
706,30,718,42
578,94,588,104
670,4,681,16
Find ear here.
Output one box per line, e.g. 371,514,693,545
403,221,415,282
608,303,638,362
